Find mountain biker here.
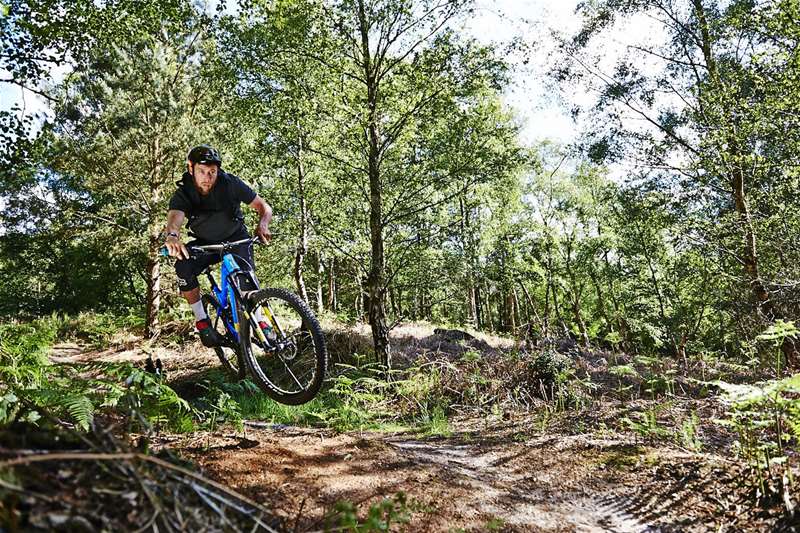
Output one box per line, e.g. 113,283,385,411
164,144,273,348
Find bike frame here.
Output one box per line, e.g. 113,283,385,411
194,238,278,346
203,252,249,342
160,236,287,349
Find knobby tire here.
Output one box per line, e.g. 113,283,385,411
237,288,328,405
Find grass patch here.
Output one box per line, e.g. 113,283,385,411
597,445,646,470
56,311,145,348
187,359,456,433
417,405,451,437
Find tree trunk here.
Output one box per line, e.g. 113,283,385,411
571,293,590,348
517,279,538,327
389,285,398,317
589,263,611,334
692,0,798,367
468,285,477,326
395,286,403,317
512,288,522,332
144,232,161,339
484,282,494,333
358,0,391,369
460,195,478,327
504,291,516,333
417,284,425,320
606,253,630,348
293,134,310,304
144,137,163,339
543,238,555,337
551,282,568,336
497,290,504,332
474,284,483,330
327,256,337,312
355,269,363,320
316,250,324,315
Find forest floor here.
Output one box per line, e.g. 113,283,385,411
39,323,800,532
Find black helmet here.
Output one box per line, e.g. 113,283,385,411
187,144,222,166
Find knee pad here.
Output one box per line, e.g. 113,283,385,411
175,260,199,291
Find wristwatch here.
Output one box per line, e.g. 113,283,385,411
166,232,179,239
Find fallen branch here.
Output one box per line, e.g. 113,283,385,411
0,451,280,533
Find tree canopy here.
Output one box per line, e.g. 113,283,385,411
2,0,799,371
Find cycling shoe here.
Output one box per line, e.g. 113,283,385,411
196,318,226,348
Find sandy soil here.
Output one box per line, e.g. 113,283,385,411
45,329,798,532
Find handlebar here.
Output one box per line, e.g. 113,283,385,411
159,236,263,259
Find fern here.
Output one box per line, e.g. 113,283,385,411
0,319,203,433
0,392,20,425
63,394,94,431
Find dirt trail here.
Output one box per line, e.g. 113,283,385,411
163,420,688,532
47,340,788,532
50,343,660,530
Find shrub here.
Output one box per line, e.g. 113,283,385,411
715,375,800,509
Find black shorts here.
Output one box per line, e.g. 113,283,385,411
174,227,256,292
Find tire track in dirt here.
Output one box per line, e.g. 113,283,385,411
388,439,652,532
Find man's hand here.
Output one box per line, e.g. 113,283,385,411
249,196,273,244
255,221,272,244
165,235,189,259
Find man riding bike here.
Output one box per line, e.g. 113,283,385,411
164,144,273,348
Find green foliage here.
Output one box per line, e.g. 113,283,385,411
621,405,669,441
756,320,799,375
114,366,193,431
527,348,592,410
608,364,638,379
679,411,703,453
635,355,677,398
1,0,200,323
3,0,800,399
0,318,56,387
55,311,145,348
715,376,800,465
326,492,411,532
484,517,506,531
556,0,800,364
194,381,244,432
529,349,571,386
420,404,451,437
0,318,195,433
608,364,638,395
715,375,800,507
204,357,456,433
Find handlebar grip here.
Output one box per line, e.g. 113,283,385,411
159,247,170,257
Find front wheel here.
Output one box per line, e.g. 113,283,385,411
238,288,328,405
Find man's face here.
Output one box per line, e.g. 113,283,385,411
190,162,219,195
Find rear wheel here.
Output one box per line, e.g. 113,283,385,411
238,288,328,405
202,294,245,380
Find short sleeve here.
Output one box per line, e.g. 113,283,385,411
168,189,191,213
229,174,257,204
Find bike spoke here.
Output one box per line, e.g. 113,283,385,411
280,359,304,389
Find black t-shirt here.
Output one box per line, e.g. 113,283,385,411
168,169,257,242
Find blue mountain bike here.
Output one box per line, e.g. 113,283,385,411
163,237,328,405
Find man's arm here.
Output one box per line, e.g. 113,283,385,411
165,209,190,259
249,195,272,243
